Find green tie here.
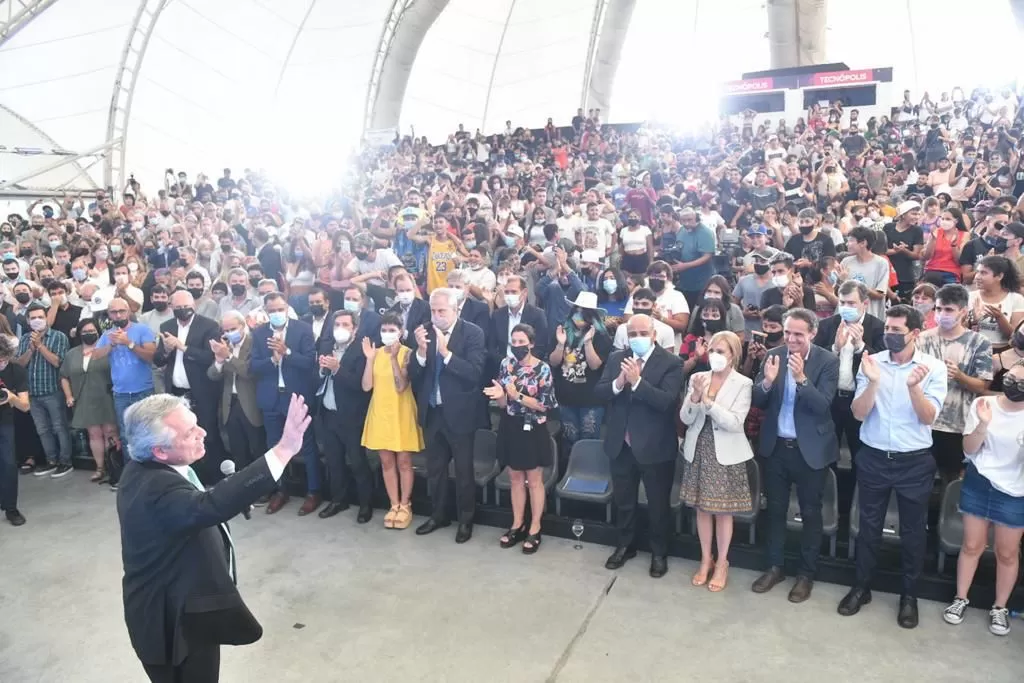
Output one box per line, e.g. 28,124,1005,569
185,466,204,491
184,465,236,584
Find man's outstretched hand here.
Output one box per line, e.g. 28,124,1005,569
271,394,312,466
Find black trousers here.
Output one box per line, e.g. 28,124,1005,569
424,407,476,525
224,397,266,469
610,444,674,557
854,445,936,597
320,410,373,506
831,390,861,470
763,440,828,576
142,645,220,683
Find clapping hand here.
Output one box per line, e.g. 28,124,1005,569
109,328,129,346
161,331,182,351
983,304,1004,321
266,335,286,355
483,379,504,401
860,354,881,382
270,394,312,465
504,379,521,402
622,356,641,385
583,326,596,344
689,374,708,403
694,337,708,358
361,336,377,360
414,325,429,354
836,322,849,348
30,331,42,349
788,351,806,383
209,338,230,362
319,354,340,372
436,329,449,358
976,398,993,424
907,363,930,388
847,322,864,346
762,354,781,385
944,359,962,382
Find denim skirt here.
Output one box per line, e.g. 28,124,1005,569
959,463,1024,529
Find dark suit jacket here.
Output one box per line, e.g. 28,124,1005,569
356,308,382,344
812,312,885,379
408,319,486,435
459,298,491,347
315,313,371,427
392,299,431,349
751,345,839,468
300,312,332,347
117,457,278,666
256,243,283,284
487,303,549,363
594,345,683,465
153,314,222,410
207,332,261,426
250,320,317,412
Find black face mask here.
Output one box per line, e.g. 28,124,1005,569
18,248,32,259
765,330,783,344
249,276,261,287
113,317,130,329
510,345,530,362
353,252,369,261
80,332,99,345
648,278,666,293
702,318,724,334
627,218,640,226
153,301,168,312
230,283,247,297
187,288,204,301
309,304,326,318
754,263,770,276
5,271,18,281
173,307,194,322
14,292,30,304
799,225,814,235
1004,379,1024,403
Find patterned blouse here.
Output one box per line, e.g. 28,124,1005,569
498,357,558,425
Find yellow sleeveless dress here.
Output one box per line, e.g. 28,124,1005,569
361,346,424,452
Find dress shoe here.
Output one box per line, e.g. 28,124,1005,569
837,586,872,616
649,556,668,578
318,501,348,519
751,566,786,594
604,546,637,570
356,505,373,524
415,518,451,535
897,596,919,629
265,492,289,514
5,509,26,526
455,523,473,544
297,494,322,516
788,576,814,603
252,494,271,507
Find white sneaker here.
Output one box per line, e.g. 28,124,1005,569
989,607,1010,636
943,597,969,625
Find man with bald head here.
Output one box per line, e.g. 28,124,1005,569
153,290,225,483
595,313,683,578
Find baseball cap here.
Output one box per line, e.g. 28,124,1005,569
897,200,921,217
506,225,524,238
580,249,602,264
747,225,768,236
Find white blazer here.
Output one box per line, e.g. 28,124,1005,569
679,369,754,466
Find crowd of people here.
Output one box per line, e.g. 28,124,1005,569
2,86,1024,636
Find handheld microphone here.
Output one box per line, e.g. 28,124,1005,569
219,460,251,520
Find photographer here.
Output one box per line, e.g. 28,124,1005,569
0,333,30,526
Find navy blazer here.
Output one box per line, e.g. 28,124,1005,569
459,297,491,348
315,312,371,426
487,303,549,363
751,345,839,468
408,319,487,435
153,313,222,410
249,319,317,412
300,311,333,347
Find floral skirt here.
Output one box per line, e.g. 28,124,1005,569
680,421,752,514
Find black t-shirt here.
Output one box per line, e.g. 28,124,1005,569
717,178,748,224
784,232,836,263
552,331,613,407
781,179,808,208
52,303,83,348
958,235,990,270
883,222,924,283
0,362,27,425
760,285,816,310
842,135,867,157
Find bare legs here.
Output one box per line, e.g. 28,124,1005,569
693,509,734,591
379,450,413,507
501,467,545,549
86,423,118,481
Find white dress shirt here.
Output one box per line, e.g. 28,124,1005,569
506,305,524,358
273,321,288,389
311,316,326,342
171,319,191,390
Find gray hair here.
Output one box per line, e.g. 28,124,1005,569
446,270,466,287
782,307,819,333
228,267,247,279
221,310,246,328
429,288,458,311
257,278,278,290
837,280,868,302
123,394,190,462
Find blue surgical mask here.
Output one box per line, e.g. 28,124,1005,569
343,300,361,313
838,306,860,323
72,268,87,281
503,236,517,248
2,251,14,260
628,336,652,357
828,271,838,285
602,279,618,294
224,329,243,344
268,311,287,328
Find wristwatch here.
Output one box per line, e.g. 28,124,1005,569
128,341,136,351
795,377,808,387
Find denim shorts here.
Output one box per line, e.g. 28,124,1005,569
958,463,1024,529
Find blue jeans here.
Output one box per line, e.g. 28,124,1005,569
30,392,71,465
114,390,154,447
0,423,16,511
560,405,605,445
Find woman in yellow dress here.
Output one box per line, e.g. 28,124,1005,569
361,312,424,529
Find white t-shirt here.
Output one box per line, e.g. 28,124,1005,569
463,265,496,293
556,215,579,241
619,225,652,253
624,285,691,347
968,290,1024,345
577,218,615,255
613,318,677,355
346,248,403,287
963,397,1024,497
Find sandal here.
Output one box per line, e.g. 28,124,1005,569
392,503,412,530
692,561,713,587
383,505,398,529
708,562,729,593
499,526,527,548
90,469,107,483
522,532,542,555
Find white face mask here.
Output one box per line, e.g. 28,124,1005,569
771,274,790,288
504,293,521,308
708,351,729,373
396,291,415,306
333,327,352,344
379,330,400,346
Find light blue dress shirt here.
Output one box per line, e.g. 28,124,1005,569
854,349,948,452
776,349,812,439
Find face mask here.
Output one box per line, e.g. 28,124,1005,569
602,279,618,294
464,240,476,250
353,252,369,262
504,293,521,308
80,331,99,346
187,287,204,301
128,262,139,273
1005,382,1024,403
838,306,860,323
153,301,168,312
335,327,355,344
771,274,789,288
753,263,770,276
95,250,108,260
431,314,451,331
268,311,287,328
230,283,246,297
396,291,415,306
648,278,666,293
5,271,18,281
249,276,262,288
503,236,517,248
702,318,724,334
343,300,361,313
828,271,839,285
628,336,652,357
110,245,123,256
912,301,934,316
627,218,640,227
765,330,783,344
14,292,30,304
985,235,1008,252
2,251,14,260
113,317,130,329
799,225,814,235
510,345,530,362
174,307,194,322
883,332,909,354
936,312,960,331
224,329,243,345
28,318,45,332
708,351,728,372
308,304,326,318
48,239,61,250
562,205,574,216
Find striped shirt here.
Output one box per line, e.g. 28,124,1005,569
17,328,69,396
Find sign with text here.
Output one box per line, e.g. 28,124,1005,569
806,69,875,87
722,78,775,94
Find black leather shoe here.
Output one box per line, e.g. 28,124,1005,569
751,566,786,594
318,501,348,519
5,509,25,526
649,556,668,578
837,587,872,616
415,518,451,535
897,596,919,629
788,576,814,603
356,506,373,524
604,546,637,570
455,523,473,544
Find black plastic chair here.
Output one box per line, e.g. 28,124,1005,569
937,479,995,574
639,456,686,534
785,468,839,557
445,429,501,504
493,436,559,507
554,439,614,523
848,485,902,559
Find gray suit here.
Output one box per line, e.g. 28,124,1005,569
207,332,265,468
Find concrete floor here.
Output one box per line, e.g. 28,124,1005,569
2,473,1022,683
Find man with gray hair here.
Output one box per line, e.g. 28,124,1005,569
117,392,311,682
409,287,486,543
219,268,260,319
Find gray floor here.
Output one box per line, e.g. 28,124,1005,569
2,473,1022,683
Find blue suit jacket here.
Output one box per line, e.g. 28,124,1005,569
250,320,317,413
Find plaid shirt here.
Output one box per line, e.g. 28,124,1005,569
17,328,69,396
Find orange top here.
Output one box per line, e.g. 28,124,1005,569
925,228,962,276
